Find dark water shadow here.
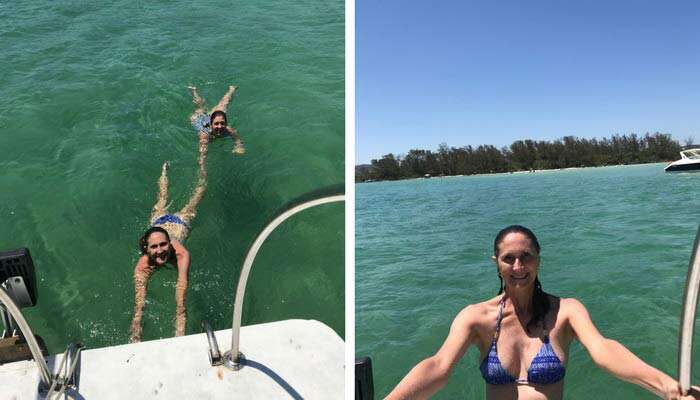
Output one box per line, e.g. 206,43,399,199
242,358,304,400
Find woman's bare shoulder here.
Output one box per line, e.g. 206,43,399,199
135,255,152,273
557,297,586,309
455,296,502,325
170,239,189,254
555,297,589,320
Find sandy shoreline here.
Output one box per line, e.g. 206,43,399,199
357,161,671,183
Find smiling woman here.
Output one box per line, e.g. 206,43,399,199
385,225,700,400
129,160,206,343
188,85,245,156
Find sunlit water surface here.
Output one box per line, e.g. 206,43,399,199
0,0,344,351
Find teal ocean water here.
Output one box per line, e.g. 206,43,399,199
356,164,700,399
0,1,344,352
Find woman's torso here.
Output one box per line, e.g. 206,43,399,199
471,295,575,400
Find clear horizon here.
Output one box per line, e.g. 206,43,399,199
357,0,700,164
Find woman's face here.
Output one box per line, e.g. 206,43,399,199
493,232,540,289
211,115,227,134
146,231,172,266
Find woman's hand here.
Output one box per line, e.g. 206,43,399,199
656,376,699,399
676,385,700,400
232,144,245,155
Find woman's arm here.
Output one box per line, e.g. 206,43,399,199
130,256,152,343
171,240,190,336
385,305,478,400
198,131,210,145
566,298,697,399
227,127,244,154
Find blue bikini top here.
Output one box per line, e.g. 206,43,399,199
479,298,565,385
152,214,189,228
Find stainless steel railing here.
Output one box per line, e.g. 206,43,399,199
222,190,344,370
45,342,83,400
678,225,700,394
0,286,52,386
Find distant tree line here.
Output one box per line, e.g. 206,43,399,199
356,132,682,182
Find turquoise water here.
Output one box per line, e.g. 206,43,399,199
0,1,344,352
356,164,700,399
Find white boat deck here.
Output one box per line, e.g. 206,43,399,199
0,319,344,399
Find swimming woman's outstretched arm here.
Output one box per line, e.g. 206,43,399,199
130,256,153,343
171,239,190,336
227,127,244,154
386,305,478,400
565,298,698,400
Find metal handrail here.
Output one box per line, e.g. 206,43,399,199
202,320,222,366
678,225,700,393
46,342,82,400
0,286,51,386
224,192,344,369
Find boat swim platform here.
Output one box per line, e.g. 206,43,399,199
0,319,344,399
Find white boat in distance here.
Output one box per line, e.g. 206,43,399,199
665,148,700,172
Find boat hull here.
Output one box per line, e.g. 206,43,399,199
665,162,700,172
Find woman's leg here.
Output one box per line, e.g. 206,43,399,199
178,176,206,223
178,145,208,224
188,86,208,126
210,85,237,114
188,85,206,113
150,162,170,221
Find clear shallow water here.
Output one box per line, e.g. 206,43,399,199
356,164,700,399
0,1,344,351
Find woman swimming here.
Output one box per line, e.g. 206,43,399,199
386,225,699,400
188,85,244,155
129,160,206,343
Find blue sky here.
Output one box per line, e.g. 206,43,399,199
356,0,700,164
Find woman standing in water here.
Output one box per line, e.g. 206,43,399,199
188,85,245,155
129,159,207,343
386,225,699,399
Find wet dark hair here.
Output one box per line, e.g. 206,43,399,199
139,226,171,255
493,225,540,256
210,110,227,125
493,225,549,334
